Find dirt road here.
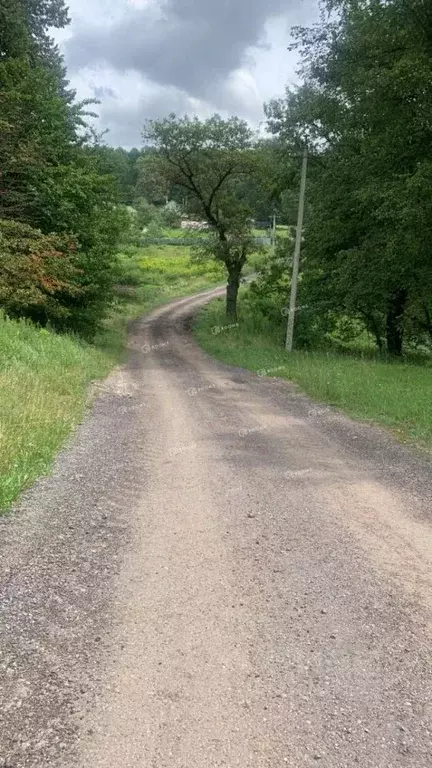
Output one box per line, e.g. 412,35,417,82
1,287,431,767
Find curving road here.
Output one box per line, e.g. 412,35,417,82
0,287,431,768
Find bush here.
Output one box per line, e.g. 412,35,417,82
0,217,121,338
160,201,182,229
0,219,81,326
135,198,161,228
64,203,124,338
244,239,353,350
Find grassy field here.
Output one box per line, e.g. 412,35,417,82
0,244,225,510
194,297,432,453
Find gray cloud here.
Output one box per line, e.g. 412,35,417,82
99,86,211,147
66,0,300,100
60,0,318,146
93,85,117,100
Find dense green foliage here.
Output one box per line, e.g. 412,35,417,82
264,0,432,355
91,146,141,205
0,219,79,325
0,0,124,336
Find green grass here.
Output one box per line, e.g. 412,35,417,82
0,244,225,510
0,314,114,509
160,227,207,239
194,297,432,453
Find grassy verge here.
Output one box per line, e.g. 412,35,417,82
194,297,432,453
0,244,224,510
0,314,114,509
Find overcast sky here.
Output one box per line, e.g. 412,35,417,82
54,0,319,148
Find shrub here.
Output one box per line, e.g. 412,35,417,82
0,217,121,338
135,198,161,228
244,239,339,350
0,218,81,327
160,201,182,229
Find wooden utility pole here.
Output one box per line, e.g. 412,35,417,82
285,144,308,351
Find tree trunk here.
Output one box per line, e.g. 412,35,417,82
369,315,383,351
361,310,383,351
386,288,407,356
421,304,432,342
226,265,241,322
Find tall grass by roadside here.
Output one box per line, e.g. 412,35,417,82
194,297,432,453
0,314,114,509
0,244,225,510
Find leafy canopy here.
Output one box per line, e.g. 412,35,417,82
143,114,255,230
265,0,432,354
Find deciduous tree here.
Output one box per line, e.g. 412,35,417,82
143,114,256,319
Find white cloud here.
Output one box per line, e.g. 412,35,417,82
55,0,319,147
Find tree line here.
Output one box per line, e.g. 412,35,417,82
264,0,432,355
0,0,126,337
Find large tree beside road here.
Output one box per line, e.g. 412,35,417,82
143,114,257,320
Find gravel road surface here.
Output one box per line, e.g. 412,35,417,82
1,287,431,768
